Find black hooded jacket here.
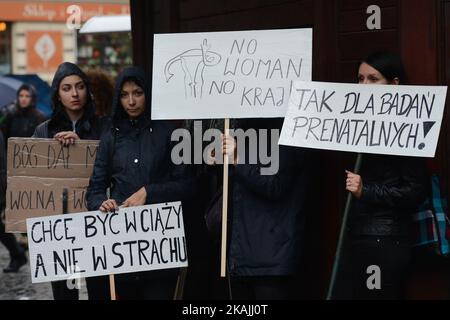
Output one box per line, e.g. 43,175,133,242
86,67,195,211
4,84,45,139
33,62,108,139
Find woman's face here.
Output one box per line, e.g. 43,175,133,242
18,89,32,108
358,62,398,85
120,81,145,119
58,75,87,113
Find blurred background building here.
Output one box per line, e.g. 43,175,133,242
0,0,131,83
0,0,131,117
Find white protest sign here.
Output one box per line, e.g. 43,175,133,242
26,202,187,283
151,28,312,120
279,81,448,157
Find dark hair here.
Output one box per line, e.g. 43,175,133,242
111,67,149,125
48,62,96,137
16,84,37,108
360,51,407,84
121,76,145,91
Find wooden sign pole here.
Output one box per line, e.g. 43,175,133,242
109,274,116,300
220,119,230,277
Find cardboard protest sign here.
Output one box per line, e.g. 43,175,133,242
7,138,99,178
26,202,188,283
152,28,312,120
6,138,99,233
5,177,89,233
279,81,448,157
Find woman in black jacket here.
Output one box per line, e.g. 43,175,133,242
33,62,109,300
3,84,45,139
86,67,195,300
336,52,428,299
4,84,46,258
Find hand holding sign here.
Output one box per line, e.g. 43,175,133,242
122,187,147,208
99,199,119,213
345,170,362,198
54,131,80,146
221,134,238,165
96,186,148,214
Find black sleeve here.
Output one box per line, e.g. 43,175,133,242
1,113,11,139
32,121,49,138
144,122,197,204
86,133,112,211
144,163,197,204
360,157,428,209
232,145,306,201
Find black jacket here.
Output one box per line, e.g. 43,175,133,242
0,131,6,211
86,67,195,211
225,119,310,277
4,106,45,139
33,62,108,139
349,155,427,237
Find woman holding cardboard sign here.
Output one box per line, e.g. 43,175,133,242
32,62,110,300
86,67,195,300
335,52,428,300
33,62,108,144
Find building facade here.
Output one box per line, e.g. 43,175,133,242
0,0,130,82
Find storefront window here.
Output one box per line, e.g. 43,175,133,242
0,22,11,75
77,32,132,79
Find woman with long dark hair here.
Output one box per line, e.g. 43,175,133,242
335,51,428,300
86,67,195,299
33,62,110,299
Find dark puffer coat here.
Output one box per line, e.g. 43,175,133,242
86,67,195,211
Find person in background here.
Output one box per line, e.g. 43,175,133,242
2,84,45,140
2,84,46,251
334,51,428,300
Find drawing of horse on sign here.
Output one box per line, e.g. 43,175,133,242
164,39,222,99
